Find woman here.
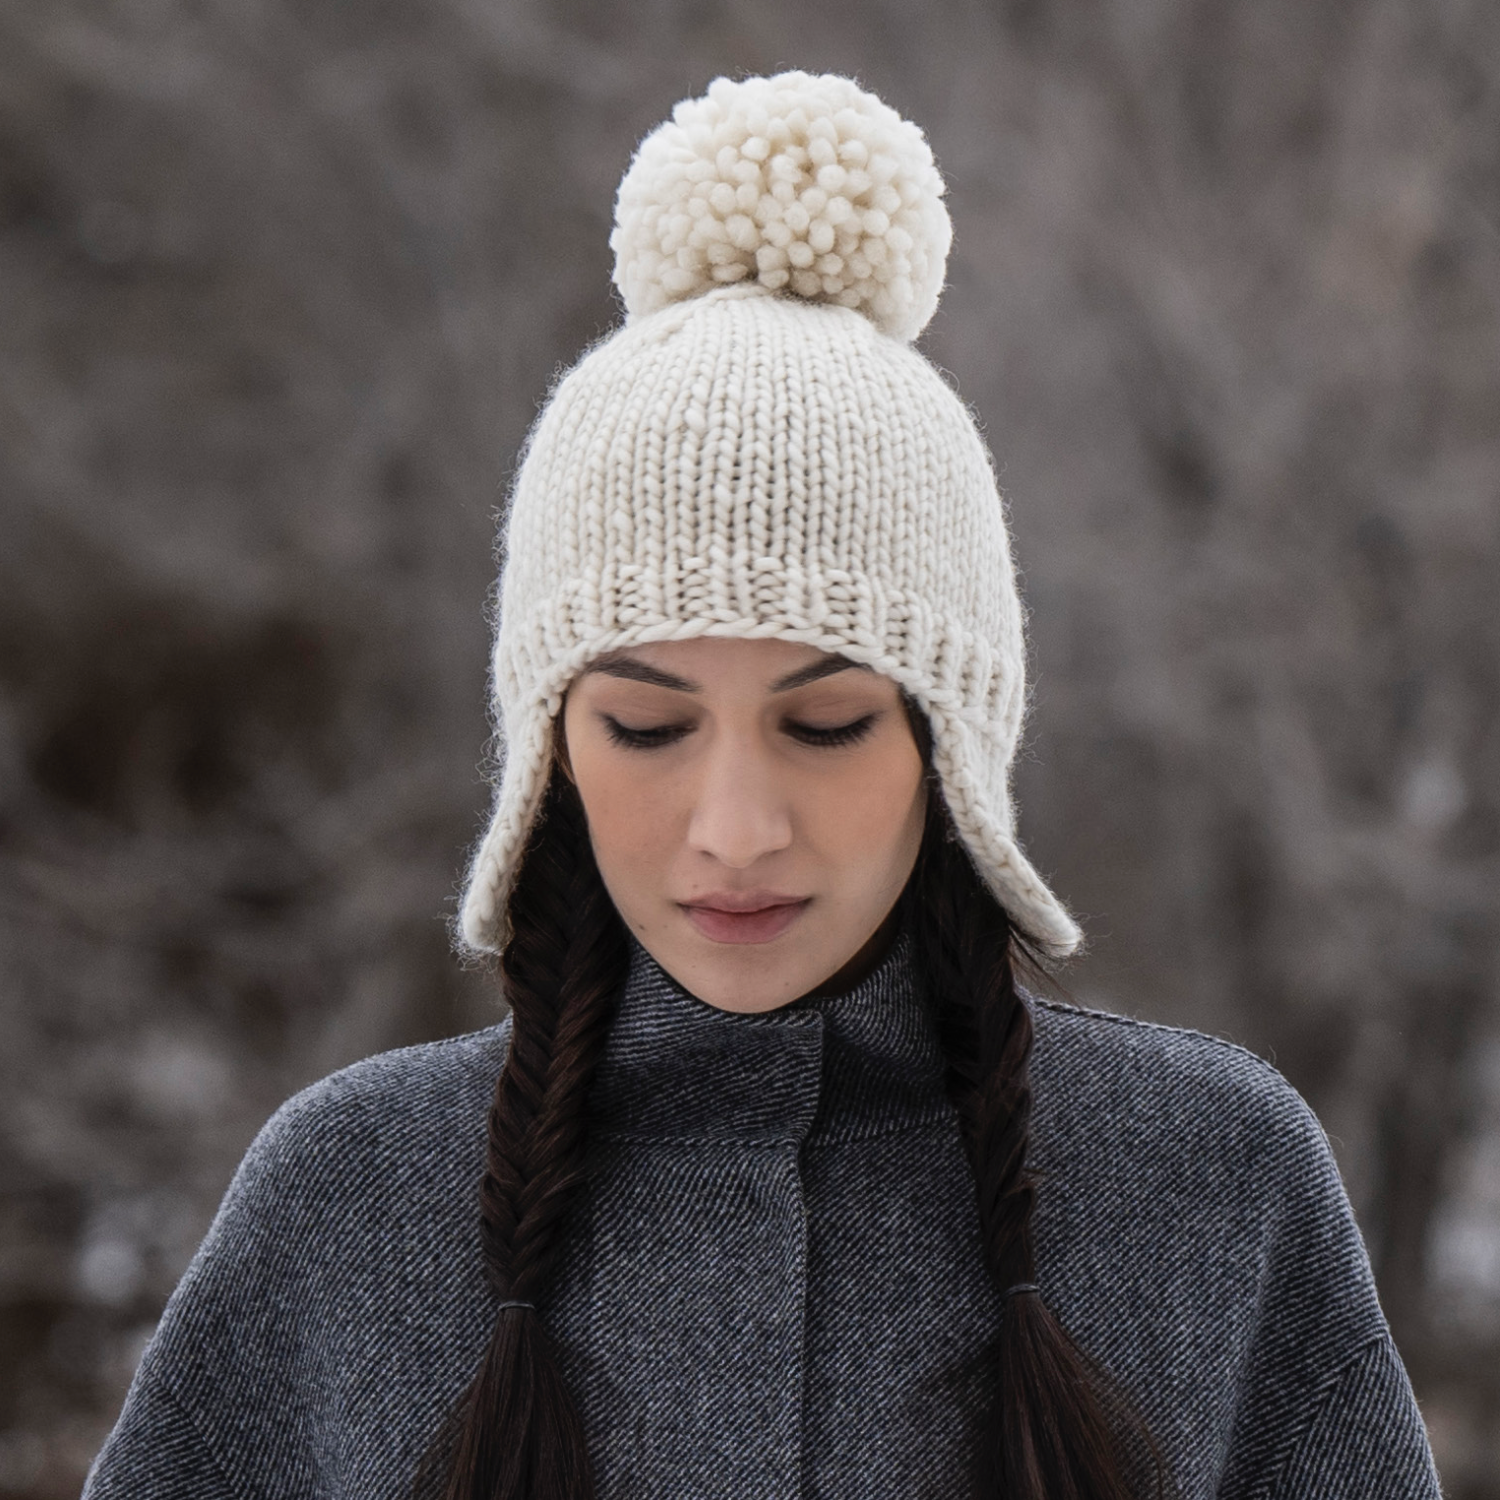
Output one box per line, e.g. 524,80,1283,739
84,72,1441,1499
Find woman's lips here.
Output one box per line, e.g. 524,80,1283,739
680,899,811,944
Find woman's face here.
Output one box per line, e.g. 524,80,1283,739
559,636,927,1013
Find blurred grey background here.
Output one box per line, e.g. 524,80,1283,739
2,0,1498,1494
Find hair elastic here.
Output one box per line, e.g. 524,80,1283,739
496,1300,535,1313
1003,1283,1041,1300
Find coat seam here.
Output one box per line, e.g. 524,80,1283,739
1030,994,1290,1082
595,1112,953,1147
149,1370,259,1500
1258,1331,1391,1500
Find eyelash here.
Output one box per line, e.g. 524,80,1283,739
601,715,878,751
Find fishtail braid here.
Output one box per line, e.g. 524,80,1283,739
903,699,1169,1500
419,765,629,1500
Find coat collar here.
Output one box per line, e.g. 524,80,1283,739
587,918,953,1145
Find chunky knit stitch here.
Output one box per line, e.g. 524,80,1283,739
84,929,1441,1498
458,73,1082,958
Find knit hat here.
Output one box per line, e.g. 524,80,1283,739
459,71,1083,958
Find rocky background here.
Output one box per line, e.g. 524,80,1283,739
2,0,1498,1493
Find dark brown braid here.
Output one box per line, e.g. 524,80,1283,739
417,765,629,1500
901,696,1170,1500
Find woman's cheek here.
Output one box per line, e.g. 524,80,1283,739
583,754,683,882
824,745,922,857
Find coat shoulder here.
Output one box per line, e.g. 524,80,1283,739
235,1016,512,1192
145,1018,512,1345
1026,994,1334,1188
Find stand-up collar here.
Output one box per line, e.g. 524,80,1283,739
587,921,952,1145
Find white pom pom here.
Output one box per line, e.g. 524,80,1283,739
610,72,952,343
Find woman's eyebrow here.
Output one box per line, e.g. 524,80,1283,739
580,652,872,694
773,656,873,691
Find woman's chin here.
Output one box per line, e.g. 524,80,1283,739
657,933,828,1015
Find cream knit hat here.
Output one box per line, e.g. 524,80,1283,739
459,71,1083,958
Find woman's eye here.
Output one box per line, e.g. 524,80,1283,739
601,716,689,750
786,715,877,748
599,713,878,750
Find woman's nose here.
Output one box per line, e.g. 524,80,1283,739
685,736,793,869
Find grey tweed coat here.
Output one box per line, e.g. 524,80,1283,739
83,925,1442,1498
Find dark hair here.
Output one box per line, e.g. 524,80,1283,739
418,698,1169,1500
